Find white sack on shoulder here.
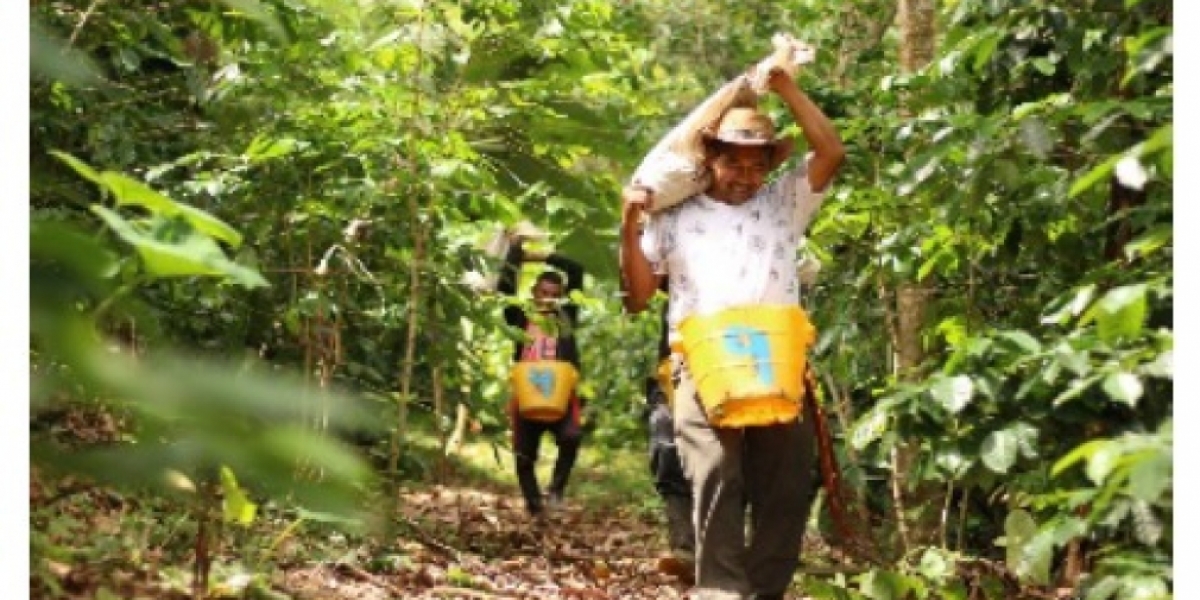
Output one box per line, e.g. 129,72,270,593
629,33,816,214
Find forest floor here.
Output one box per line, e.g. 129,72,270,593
29,408,851,599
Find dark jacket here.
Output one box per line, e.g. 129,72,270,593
497,243,584,371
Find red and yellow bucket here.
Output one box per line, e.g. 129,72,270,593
678,304,816,428
510,360,579,422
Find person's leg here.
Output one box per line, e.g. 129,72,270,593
673,357,751,599
743,412,818,597
512,414,548,516
649,400,696,581
650,402,693,498
547,393,583,503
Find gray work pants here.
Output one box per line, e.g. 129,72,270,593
672,355,819,600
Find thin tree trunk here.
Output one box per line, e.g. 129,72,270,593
433,365,447,483
833,1,900,87
890,0,944,552
388,190,424,487
446,402,470,458
386,2,429,493
898,0,937,69
895,283,929,379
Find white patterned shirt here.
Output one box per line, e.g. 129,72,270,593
640,156,827,342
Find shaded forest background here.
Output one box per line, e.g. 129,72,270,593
28,0,1173,598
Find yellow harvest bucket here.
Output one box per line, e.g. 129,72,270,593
656,357,675,409
510,360,579,422
678,304,816,428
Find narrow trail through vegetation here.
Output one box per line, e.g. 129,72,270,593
30,0,1173,598
285,485,695,600
33,416,851,600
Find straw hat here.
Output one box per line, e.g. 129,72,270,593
701,106,795,171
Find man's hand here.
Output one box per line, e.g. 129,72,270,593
768,65,845,192
619,184,660,313
765,66,797,98
622,185,653,229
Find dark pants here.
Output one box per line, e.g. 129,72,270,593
649,401,692,499
672,355,819,600
649,400,696,555
511,395,583,514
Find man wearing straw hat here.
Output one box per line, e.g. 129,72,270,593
619,65,844,599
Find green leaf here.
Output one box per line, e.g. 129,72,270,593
1017,531,1054,586
217,0,290,42
1001,509,1036,559
1042,284,1096,325
100,172,177,212
99,173,243,247
917,548,954,583
31,19,106,86
1069,154,1121,198
1090,284,1148,344
1052,374,1102,405
243,135,300,162
997,330,1041,353
972,31,1003,72
1030,57,1056,76
939,580,969,600
1102,372,1144,406
1002,510,1052,585
982,428,1019,473
31,219,119,283
1141,123,1174,156
936,316,969,348
90,207,268,288
851,406,891,450
930,375,974,414
1128,453,1171,503
1084,575,1121,600
1123,225,1172,261
1053,344,1091,376
858,569,909,600
1011,422,1039,459
799,576,854,600
1050,516,1088,546
1052,439,1106,477
935,447,972,477
556,227,616,282
1085,442,1122,486
1070,126,1172,198
58,348,380,515
1120,575,1170,600
1129,500,1163,546
220,466,258,525
50,150,105,186
1142,350,1173,379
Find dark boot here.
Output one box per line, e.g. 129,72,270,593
657,494,696,583
664,494,695,555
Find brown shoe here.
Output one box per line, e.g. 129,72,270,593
656,550,695,584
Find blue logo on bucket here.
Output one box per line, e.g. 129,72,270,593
529,368,556,398
723,325,774,385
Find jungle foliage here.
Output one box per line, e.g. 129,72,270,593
30,0,1172,598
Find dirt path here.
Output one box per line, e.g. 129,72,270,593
279,485,693,600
